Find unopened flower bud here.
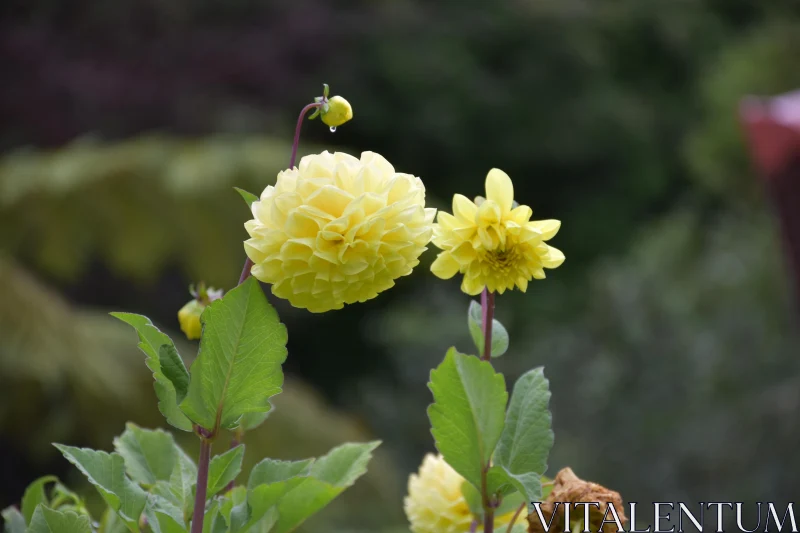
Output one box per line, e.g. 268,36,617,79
177,283,223,340
321,96,353,127
178,300,203,340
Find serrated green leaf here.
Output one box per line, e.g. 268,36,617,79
55,444,147,531
427,348,507,489
207,445,245,497
111,313,192,431
28,506,92,533
272,441,379,533
485,465,516,497
493,367,553,502
234,188,260,208
248,458,314,490
1,507,25,533
21,476,57,524
179,277,288,431
468,300,510,358
159,345,190,404
308,441,380,486
114,423,178,486
238,409,270,432
144,494,187,533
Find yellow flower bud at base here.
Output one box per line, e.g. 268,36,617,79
404,454,526,533
177,300,204,340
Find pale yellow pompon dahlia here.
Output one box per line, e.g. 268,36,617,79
244,151,436,313
430,168,564,295
404,453,526,533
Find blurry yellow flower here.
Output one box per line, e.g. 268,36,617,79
321,96,353,128
404,454,526,533
244,151,436,313
177,300,203,340
177,283,222,340
430,169,564,295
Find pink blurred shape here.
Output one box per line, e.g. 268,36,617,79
740,90,800,308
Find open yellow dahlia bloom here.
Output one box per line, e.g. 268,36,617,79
404,454,526,533
244,151,435,312
430,168,564,295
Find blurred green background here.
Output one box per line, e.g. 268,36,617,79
2,0,800,530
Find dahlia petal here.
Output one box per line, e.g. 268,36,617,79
306,185,354,218
431,253,460,279
541,244,565,268
452,194,478,223
485,168,514,213
531,219,561,240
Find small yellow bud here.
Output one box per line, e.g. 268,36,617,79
177,300,204,340
176,283,223,340
321,96,353,127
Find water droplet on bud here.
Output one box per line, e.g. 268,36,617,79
329,126,337,133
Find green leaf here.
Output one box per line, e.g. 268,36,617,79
427,348,507,489
272,441,380,533
485,465,516,497
98,507,129,533
468,301,510,358
55,444,147,531
248,458,314,489
21,475,58,524
201,500,227,533
28,506,92,533
234,188,259,208
114,423,178,486
144,494,187,533
308,441,380,486
207,445,245,497
238,409,270,432
1,507,26,533
493,367,554,502
494,491,526,517
111,313,192,431
179,277,288,431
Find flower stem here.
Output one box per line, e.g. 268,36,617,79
506,502,526,533
484,506,495,533
481,288,495,361
481,287,497,532
236,100,322,289
289,102,324,169
190,436,213,533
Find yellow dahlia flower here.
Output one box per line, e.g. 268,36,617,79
430,168,564,295
244,151,436,312
404,454,526,533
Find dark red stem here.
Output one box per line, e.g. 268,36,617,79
289,102,324,170
190,438,212,533
481,288,495,361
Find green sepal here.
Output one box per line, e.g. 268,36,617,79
234,187,259,208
